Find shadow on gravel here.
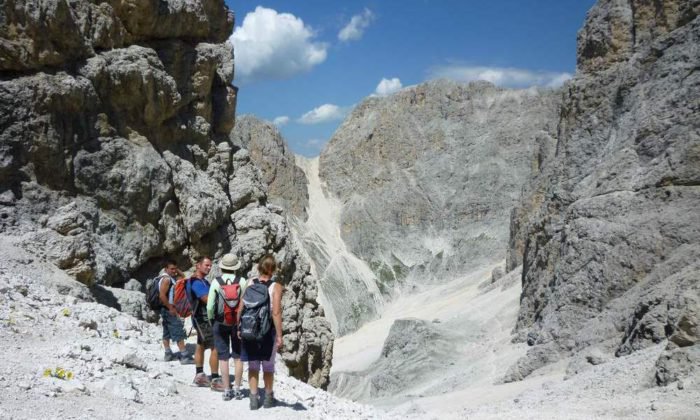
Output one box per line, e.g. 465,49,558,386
257,389,307,411
91,284,121,310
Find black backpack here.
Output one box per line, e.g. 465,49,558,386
239,279,273,342
146,274,169,311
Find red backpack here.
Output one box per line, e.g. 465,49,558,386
214,277,241,326
173,277,193,317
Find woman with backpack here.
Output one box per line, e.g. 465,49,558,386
238,254,283,410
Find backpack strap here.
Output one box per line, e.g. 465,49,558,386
216,276,225,287
186,277,200,316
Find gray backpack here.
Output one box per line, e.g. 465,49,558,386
239,279,272,342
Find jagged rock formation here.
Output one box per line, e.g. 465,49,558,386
317,80,561,334
0,0,331,388
507,0,700,384
230,115,309,220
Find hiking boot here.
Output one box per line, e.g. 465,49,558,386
233,388,243,400
210,377,225,392
249,393,259,410
263,391,275,408
192,372,210,387
164,351,176,362
222,389,235,401
179,353,195,365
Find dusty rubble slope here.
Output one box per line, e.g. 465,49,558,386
0,236,388,420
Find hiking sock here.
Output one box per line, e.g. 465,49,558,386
196,367,204,375
211,373,220,379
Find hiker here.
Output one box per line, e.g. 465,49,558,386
158,259,194,364
188,256,223,391
238,254,284,410
207,253,248,401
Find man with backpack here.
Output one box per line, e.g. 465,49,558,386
148,259,194,364
187,256,223,391
207,253,248,401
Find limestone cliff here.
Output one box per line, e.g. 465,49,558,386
506,0,699,384
317,80,561,334
0,0,331,388
230,115,309,220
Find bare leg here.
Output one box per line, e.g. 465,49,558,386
249,370,259,395
162,339,171,351
195,344,204,369
209,348,219,375
176,340,186,353
263,372,274,393
220,359,230,389
234,358,243,388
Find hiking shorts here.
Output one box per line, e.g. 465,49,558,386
213,322,241,360
247,341,278,373
160,308,186,342
193,316,214,349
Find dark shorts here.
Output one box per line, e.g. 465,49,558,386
240,328,275,364
192,315,214,349
213,322,241,360
160,308,186,342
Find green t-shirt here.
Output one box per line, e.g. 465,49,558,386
206,273,247,322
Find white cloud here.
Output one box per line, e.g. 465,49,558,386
427,65,572,88
272,116,290,126
298,104,347,125
304,138,325,153
375,77,403,96
338,9,375,42
230,7,328,84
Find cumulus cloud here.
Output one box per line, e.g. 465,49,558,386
298,104,347,125
230,7,328,84
375,77,403,96
338,9,375,42
427,65,572,88
272,116,290,126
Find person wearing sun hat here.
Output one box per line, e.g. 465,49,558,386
208,253,249,400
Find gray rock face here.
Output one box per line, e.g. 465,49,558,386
0,0,332,388
507,0,700,383
231,115,309,220
317,80,560,333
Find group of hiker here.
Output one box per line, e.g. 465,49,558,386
148,253,283,409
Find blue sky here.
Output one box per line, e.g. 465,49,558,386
224,0,596,156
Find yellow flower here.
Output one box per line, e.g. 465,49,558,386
112,330,120,338
43,368,52,377
62,308,71,317
55,368,66,379
66,371,74,380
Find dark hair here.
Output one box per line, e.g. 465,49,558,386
195,256,212,265
257,254,277,277
162,259,178,269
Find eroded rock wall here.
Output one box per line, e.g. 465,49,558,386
317,80,561,333
230,115,309,220
0,0,332,388
507,0,700,384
